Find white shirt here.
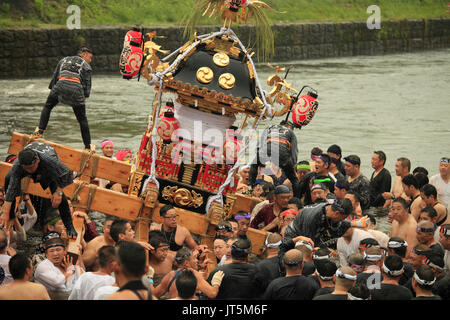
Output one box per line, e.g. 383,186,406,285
367,229,389,249
93,285,119,300
430,174,450,208
0,254,13,286
10,208,38,249
34,259,80,292
337,229,374,266
68,272,115,300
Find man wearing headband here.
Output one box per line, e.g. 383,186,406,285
334,178,350,200
310,183,328,204
420,184,449,227
337,225,374,267
250,184,291,232
279,208,298,236
254,233,283,293
313,154,337,194
344,190,363,217
313,260,337,297
438,224,450,274
296,160,311,182
263,249,319,300
369,150,392,208
344,154,371,211
429,157,450,208
1,142,77,238
347,282,371,300
34,237,83,299
370,254,413,300
234,211,251,238
100,140,115,158
327,144,345,176
295,240,316,276
148,230,175,286
248,121,300,197
207,237,264,299
411,265,441,300
387,237,414,285
389,197,419,257
357,246,383,287
281,198,368,257
215,221,234,238
32,47,94,151
313,266,356,300
416,220,444,257
347,253,365,274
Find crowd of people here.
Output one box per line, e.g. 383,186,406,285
0,137,449,301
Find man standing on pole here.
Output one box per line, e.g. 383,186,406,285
33,47,94,151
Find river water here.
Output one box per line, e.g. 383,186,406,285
1,49,450,234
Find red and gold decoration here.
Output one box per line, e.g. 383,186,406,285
156,102,179,143
119,28,144,79
291,90,319,128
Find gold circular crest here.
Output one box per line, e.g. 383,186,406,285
213,52,230,67
196,67,214,84
218,73,235,90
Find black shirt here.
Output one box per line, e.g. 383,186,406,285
369,168,392,207
313,293,348,300
356,272,383,286
399,262,414,286
314,286,335,298
370,283,413,300
264,275,320,300
255,256,283,293
302,261,316,276
411,295,442,300
207,262,263,300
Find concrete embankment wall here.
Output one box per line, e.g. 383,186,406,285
0,19,449,78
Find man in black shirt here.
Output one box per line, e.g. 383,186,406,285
313,266,356,300
412,265,442,300
255,233,284,293
387,237,414,285
369,151,392,208
264,249,319,300
370,254,412,300
313,259,337,297
1,142,76,237
207,237,263,299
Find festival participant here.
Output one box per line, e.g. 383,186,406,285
347,282,371,300
280,199,368,256
82,216,116,271
248,121,300,196
334,179,350,200
387,237,414,285
369,150,392,208
370,254,413,300
170,269,199,300
345,190,363,217
416,221,444,257
344,155,371,211
148,230,174,286
309,147,323,173
250,184,291,232
293,240,315,276
327,144,345,176
214,221,234,239
382,157,411,207
69,245,116,300
429,157,449,209
33,47,94,150
150,204,202,253
1,143,77,237
313,266,356,300
310,183,328,204
287,197,303,211
263,249,319,300
213,235,229,266
296,161,311,182
438,224,450,273
34,237,84,300
207,237,264,299
389,197,418,256
418,207,440,241
347,253,365,275
313,154,335,192
420,184,449,226
337,226,374,267
356,246,384,286
101,140,115,159
358,237,380,255
236,165,250,193
279,209,298,237
108,241,152,300
313,260,337,297
255,233,284,293
263,162,290,187
411,265,442,300
401,174,422,220
0,229,13,287
0,253,50,300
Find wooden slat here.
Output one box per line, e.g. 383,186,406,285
0,162,142,221
8,132,131,185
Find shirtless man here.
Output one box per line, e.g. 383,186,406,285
389,197,418,257
402,174,423,221
383,157,411,207
150,204,202,254
420,184,449,226
148,230,175,286
82,216,116,271
0,253,50,300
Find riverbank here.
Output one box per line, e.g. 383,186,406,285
0,18,449,78
1,0,448,28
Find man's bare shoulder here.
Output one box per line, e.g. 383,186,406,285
0,281,50,300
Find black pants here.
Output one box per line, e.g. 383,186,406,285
39,87,91,149
249,146,300,195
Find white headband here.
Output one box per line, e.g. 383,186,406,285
336,269,357,281
295,240,313,251
315,270,334,281
414,272,436,286
388,240,408,248
347,292,368,301
363,252,383,262
382,262,404,277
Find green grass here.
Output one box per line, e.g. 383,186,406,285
0,0,448,28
